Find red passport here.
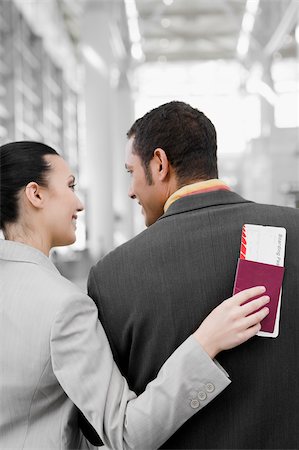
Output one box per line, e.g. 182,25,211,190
233,258,285,333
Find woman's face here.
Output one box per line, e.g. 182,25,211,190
42,155,84,248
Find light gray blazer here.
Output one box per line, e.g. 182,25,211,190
0,240,230,450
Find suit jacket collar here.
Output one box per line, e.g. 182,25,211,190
0,239,60,275
159,189,253,221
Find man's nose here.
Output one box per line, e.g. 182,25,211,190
128,186,136,199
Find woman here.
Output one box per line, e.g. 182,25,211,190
0,141,269,450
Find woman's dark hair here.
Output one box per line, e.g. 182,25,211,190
0,141,59,230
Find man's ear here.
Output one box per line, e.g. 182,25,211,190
152,148,170,181
25,182,45,209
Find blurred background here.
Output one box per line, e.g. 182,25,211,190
0,0,298,288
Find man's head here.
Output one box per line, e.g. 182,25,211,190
125,101,218,226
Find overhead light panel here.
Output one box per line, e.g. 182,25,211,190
124,0,144,61
242,12,255,34
131,42,143,60
246,0,260,15
237,34,250,57
237,0,260,57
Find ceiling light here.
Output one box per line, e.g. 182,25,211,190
124,0,144,61
124,0,138,18
161,17,171,28
242,12,255,33
237,34,250,57
163,0,174,6
127,17,141,43
246,0,260,15
131,42,143,61
237,0,260,58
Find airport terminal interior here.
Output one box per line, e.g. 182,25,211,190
0,0,298,287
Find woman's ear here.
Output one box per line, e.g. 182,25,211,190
25,182,44,209
152,148,170,181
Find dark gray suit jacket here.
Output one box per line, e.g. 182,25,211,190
88,190,299,449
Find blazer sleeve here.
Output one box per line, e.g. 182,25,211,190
50,293,230,450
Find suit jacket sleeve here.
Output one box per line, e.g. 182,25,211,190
50,292,230,450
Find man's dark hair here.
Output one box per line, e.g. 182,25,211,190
0,141,58,231
127,101,218,186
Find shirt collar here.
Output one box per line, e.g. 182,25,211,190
164,179,231,213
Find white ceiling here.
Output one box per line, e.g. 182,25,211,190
134,0,298,63
135,0,246,61
20,0,298,68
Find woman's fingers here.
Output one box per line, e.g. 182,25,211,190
238,323,262,342
243,306,270,329
232,286,266,305
194,286,271,358
231,306,269,346
240,295,270,316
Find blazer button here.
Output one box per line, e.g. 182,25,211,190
198,390,207,401
190,399,200,409
189,390,198,399
205,382,215,393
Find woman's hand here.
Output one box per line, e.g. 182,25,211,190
194,286,270,358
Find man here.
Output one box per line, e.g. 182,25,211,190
88,101,299,449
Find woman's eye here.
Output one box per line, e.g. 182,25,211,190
69,183,76,191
